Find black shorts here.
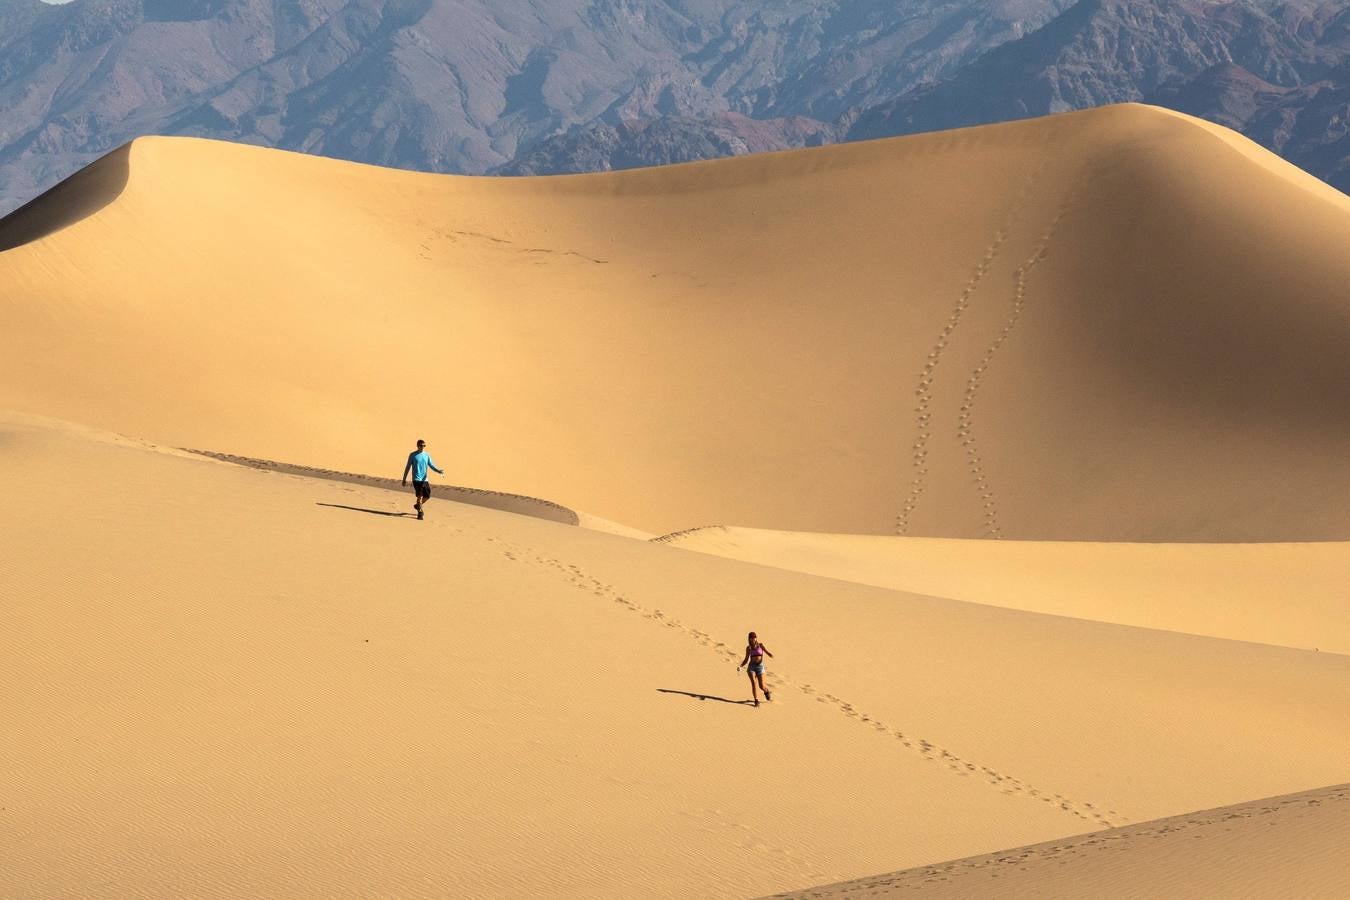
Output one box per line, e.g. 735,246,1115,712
412,480,431,500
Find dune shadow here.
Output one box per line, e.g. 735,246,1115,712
658,688,755,706
186,449,580,526
0,144,133,252
316,502,412,518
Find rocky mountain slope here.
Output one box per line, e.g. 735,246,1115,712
0,0,1068,214
510,0,1347,191
847,0,1350,191
0,0,1344,213
494,112,839,175
1149,60,1349,190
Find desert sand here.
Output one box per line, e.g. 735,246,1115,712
658,525,1350,654
3,104,1350,897
773,783,1350,899
5,415,1350,897
3,104,1350,539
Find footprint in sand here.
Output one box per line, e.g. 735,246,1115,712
492,530,1124,830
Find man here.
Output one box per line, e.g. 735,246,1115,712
401,439,444,520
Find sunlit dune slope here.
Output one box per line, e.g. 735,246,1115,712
776,784,1350,900
2,105,1349,538
658,525,1350,654
5,415,1350,897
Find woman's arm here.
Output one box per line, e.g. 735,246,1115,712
762,645,773,658
737,646,750,669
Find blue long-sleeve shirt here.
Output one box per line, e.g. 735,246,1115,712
403,450,442,481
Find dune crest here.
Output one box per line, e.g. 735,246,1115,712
0,145,132,252
774,783,1350,899
2,105,1349,538
657,525,1350,654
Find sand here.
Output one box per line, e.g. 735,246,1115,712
774,784,1350,899
658,526,1350,654
3,103,1350,896
2,104,1349,539
4,416,1350,896
3,416,1350,896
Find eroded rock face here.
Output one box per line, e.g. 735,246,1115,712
0,0,1344,215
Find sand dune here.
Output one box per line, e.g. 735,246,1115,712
0,145,130,252
657,525,1350,653
5,415,1350,896
2,104,1349,538
182,448,651,538
4,104,1349,896
775,783,1350,899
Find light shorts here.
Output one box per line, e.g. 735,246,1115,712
748,662,764,676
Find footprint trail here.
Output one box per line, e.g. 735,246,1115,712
957,166,1092,538
477,522,1125,830
897,157,1049,536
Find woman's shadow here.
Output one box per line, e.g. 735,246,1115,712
657,688,755,706
316,502,412,518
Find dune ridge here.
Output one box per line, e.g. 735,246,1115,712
0,145,132,252
184,448,583,526
3,104,1350,538
183,449,652,537
772,783,1350,899
657,525,1350,654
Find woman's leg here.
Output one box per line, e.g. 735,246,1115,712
747,669,760,706
756,672,771,701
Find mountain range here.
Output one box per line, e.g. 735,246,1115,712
0,0,1345,215
845,0,1349,189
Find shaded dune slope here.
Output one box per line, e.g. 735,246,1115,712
0,145,131,252
2,105,1349,538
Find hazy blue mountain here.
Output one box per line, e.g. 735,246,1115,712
0,0,1070,214
495,111,838,175
1149,60,1349,190
0,0,347,211
0,0,1344,214
847,0,1349,190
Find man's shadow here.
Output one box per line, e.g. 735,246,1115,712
316,502,413,518
658,688,755,706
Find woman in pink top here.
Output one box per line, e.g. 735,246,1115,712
736,631,774,707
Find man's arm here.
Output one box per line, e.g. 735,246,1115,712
430,457,445,476
402,453,414,485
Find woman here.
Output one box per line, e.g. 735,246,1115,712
737,631,774,707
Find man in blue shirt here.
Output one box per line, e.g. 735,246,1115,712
401,439,444,520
